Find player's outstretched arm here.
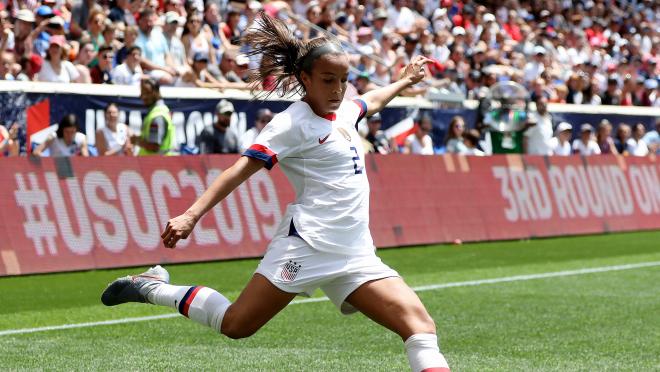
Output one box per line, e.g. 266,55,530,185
161,156,265,248
360,55,432,116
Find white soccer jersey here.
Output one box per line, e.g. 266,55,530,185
244,99,371,255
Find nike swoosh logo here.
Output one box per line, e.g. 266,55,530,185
318,133,331,144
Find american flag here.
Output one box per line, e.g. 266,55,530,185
280,260,301,282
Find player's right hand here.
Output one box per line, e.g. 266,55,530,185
161,213,197,249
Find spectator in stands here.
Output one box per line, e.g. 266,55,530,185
640,79,659,107
84,9,106,52
116,25,138,65
572,124,601,156
444,116,468,154
626,123,649,157
239,108,273,153
131,78,176,155
601,76,622,105
463,129,485,156
642,119,660,155
34,114,89,157
215,51,250,89
596,119,618,155
70,0,100,40
112,45,143,85
96,102,134,156
0,10,15,52
176,52,227,89
566,73,585,104
523,46,546,83
387,0,416,35
549,122,573,156
13,9,35,58
90,46,114,84
219,7,241,49
135,8,177,85
102,20,124,53
524,96,553,155
182,11,216,67
109,0,136,27
613,123,631,155
163,12,187,72
0,51,14,80
38,35,81,83
403,115,434,155
364,113,391,154
74,41,95,84
31,6,55,57
0,122,20,156
620,75,640,106
197,99,239,154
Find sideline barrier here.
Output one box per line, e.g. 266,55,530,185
2,81,658,155
0,154,658,276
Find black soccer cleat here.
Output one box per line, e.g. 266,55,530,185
101,265,170,306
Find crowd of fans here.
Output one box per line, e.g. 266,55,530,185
0,0,658,105
0,0,658,158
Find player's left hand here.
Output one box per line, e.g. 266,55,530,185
400,55,433,85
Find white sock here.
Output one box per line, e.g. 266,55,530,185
405,333,450,372
149,284,231,332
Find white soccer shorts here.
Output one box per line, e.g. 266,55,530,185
255,235,399,314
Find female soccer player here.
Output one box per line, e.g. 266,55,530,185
102,14,449,372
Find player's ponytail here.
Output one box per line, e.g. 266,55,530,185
242,12,344,98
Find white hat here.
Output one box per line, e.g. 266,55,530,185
16,9,35,23
533,45,547,55
235,54,250,66
248,1,263,10
483,13,496,23
580,123,594,132
452,26,466,36
644,79,658,89
556,122,573,134
165,11,184,25
48,16,65,27
216,99,235,114
432,8,447,20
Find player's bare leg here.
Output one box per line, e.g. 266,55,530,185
220,273,296,339
346,277,450,372
102,268,295,339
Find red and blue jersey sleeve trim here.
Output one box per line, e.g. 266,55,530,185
352,99,368,128
243,144,278,170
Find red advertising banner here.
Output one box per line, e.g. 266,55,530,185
0,154,658,276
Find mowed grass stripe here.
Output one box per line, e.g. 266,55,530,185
2,260,658,337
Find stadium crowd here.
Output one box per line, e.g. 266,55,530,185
0,0,658,102
0,0,658,157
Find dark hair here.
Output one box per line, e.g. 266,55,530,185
142,76,160,92
98,45,113,56
139,8,156,20
105,102,118,112
463,129,481,146
127,45,142,54
56,114,78,138
242,12,344,98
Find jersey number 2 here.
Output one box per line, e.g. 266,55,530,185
350,146,363,174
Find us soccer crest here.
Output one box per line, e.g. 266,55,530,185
279,260,302,282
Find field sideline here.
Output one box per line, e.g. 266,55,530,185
2,231,659,371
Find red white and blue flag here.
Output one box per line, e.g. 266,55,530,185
280,260,301,282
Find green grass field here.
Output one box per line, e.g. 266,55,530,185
2,231,659,371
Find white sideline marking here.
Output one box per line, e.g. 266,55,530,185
1,261,659,337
